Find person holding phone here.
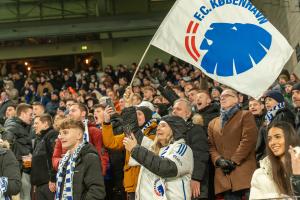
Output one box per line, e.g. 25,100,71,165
102,100,157,200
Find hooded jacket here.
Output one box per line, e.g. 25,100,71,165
131,116,193,200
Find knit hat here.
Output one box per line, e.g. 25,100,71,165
160,115,187,141
292,82,300,91
136,106,153,124
264,90,284,103
139,101,155,112
51,90,59,97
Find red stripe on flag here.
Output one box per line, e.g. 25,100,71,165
192,23,199,34
191,36,200,58
185,36,198,62
186,21,194,33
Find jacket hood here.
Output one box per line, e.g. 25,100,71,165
199,102,220,114
259,156,272,175
78,143,98,158
160,115,187,141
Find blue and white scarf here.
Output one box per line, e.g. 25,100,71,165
0,177,9,200
55,142,85,200
265,102,285,125
83,119,89,143
220,104,240,128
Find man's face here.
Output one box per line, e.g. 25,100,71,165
196,93,211,111
0,92,7,101
94,107,104,125
248,100,264,115
5,106,16,119
292,90,300,108
68,105,84,121
188,90,198,105
59,128,83,151
220,90,239,110
33,117,46,134
107,91,115,100
20,109,33,125
172,101,190,120
33,105,44,117
51,94,58,101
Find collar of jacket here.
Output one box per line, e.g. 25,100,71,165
13,117,29,127
39,127,53,136
198,102,219,113
220,104,240,128
259,156,272,175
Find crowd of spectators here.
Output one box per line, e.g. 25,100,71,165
0,57,299,200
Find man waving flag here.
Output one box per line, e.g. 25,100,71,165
150,0,293,99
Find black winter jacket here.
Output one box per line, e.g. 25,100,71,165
3,117,32,166
186,119,209,198
31,127,58,185
71,143,106,200
0,147,21,197
291,175,300,196
197,103,220,130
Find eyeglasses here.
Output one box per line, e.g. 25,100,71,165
220,93,236,99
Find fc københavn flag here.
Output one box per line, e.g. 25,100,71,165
150,0,293,99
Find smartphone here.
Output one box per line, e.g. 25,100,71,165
106,98,116,111
123,125,132,138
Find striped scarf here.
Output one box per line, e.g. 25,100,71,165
265,102,285,125
0,177,9,200
83,119,89,143
55,142,85,200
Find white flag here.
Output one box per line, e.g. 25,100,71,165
150,0,293,99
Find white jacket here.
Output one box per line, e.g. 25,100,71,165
133,137,193,200
249,157,291,200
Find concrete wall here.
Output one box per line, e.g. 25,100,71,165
0,36,171,67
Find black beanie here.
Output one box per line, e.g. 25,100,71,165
292,82,300,91
136,106,153,124
265,90,284,103
160,115,187,141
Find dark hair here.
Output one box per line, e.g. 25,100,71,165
59,118,84,132
266,121,300,195
72,103,88,117
16,103,33,117
32,101,45,109
36,113,53,127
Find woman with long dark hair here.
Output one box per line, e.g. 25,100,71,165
250,121,300,199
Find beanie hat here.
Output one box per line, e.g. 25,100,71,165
292,82,300,91
51,90,59,97
160,115,187,141
264,90,284,103
136,106,153,124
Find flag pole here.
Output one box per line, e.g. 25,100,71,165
130,44,152,86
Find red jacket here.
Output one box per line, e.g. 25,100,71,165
52,123,109,175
